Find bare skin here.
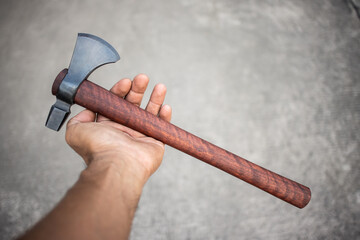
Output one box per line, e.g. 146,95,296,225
18,74,172,240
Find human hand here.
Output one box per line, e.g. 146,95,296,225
65,74,172,185
17,75,171,240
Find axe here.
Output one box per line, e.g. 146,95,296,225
46,33,311,208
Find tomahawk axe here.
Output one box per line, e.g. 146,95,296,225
46,33,311,208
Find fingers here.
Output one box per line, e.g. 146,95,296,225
66,109,96,156
125,74,149,106
97,78,131,122
110,78,132,97
159,104,172,122
145,84,166,115
97,74,172,125
97,74,149,122
67,109,96,127
145,83,172,122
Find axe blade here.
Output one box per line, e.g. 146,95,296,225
45,33,120,131
58,33,120,103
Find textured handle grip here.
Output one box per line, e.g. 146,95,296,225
52,70,311,208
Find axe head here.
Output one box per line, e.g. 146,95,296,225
46,33,120,131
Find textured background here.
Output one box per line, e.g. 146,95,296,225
0,0,359,239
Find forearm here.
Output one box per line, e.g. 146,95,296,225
18,158,145,240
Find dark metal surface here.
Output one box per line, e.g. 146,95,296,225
45,99,71,131
45,33,120,131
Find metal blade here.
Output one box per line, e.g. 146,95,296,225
46,33,120,131
57,33,120,103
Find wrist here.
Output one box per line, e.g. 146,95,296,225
87,151,151,185
81,156,147,210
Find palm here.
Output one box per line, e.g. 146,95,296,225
65,74,171,178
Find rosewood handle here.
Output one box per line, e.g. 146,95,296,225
53,69,311,208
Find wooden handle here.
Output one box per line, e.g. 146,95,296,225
53,70,311,208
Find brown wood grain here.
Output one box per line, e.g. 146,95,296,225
53,69,311,208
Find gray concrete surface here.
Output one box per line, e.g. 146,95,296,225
0,0,359,239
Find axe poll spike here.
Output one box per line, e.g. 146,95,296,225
46,33,311,209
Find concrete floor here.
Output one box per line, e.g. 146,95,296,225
0,0,359,239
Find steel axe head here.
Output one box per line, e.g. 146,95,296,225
45,33,120,131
